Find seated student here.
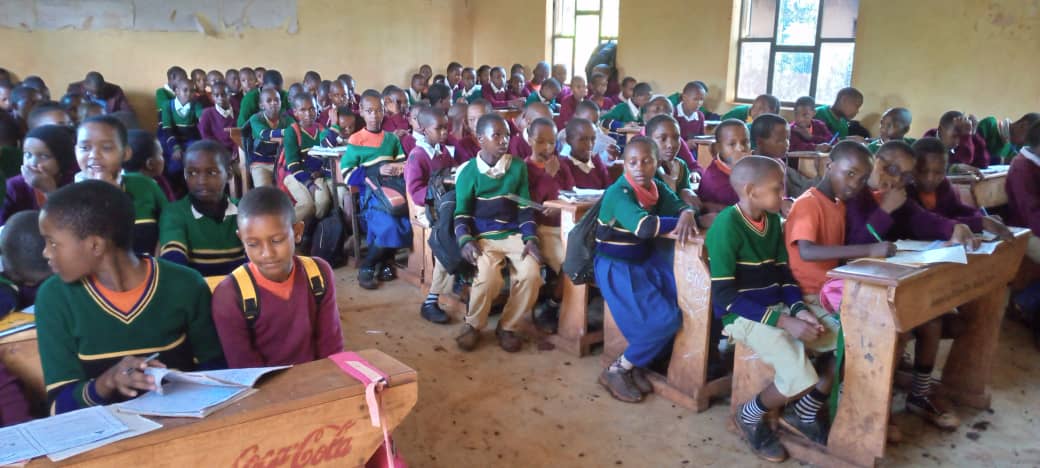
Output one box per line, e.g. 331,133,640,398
405,107,460,324
481,67,523,109
910,137,1013,239
211,187,343,368
76,116,168,257
9,85,40,133
554,76,586,130
224,69,243,114
707,156,838,461
551,64,571,99
455,99,490,163
1007,123,1040,326
381,85,411,136
454,113,544,353
596,136,697,402
788,96,834,153
525,78,562,113
646,114,700,209
318,81,350,128
640,96,699,174
867,107,915,154
238,67,257,96
476,65,491,87
247,88,294,188
561,117,612,189
320,106,358,147
524,62,550,97
399,102,428,155
1,125,77,224
446,101,468,145
721,94,779,124
751,113,821,208
525,117,575,332
559,101,621,166
66,72,133,114
28,102,75,130
342,91,411,290
670,81,708,143
237,70,290,128
426,83,454,113
974,113,1040,163
924,110,990,169
507,73,527,104
616,76,637,104
601,82,653,130
316,80,332,116
158,140,246,279
125,129,175,202
699,119,752,213
36,180,224,414
454,67,482,104
587,73,617,113
282,94,331,225
0,210,51,316
21,75,50,102
204,70,224,104
406,73,427,106
444,62,463,98
159,78,204,184
189,69,208,107
509,102,552,159
253,67,267,85
198,81,237,155
815,87,863,140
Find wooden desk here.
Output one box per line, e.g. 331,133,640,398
601,234,731,411
786,151,828,179
949,170,1008,209
544,199,601,357
0,328,43,408
495,108,521,121
30,349,417,467
616,126,643,143
729,231,1029,467
401,191,433,291
691,137,715,170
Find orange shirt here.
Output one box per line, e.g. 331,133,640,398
918,191,937,210
784,187,845,295
248,262,296,301
89,258,154,313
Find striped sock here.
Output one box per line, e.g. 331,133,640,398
794,388,827,423
911,366,933,398
740,396,768,425
424,293,439,305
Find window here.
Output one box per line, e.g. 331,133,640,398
552,0,619,81
735,0,858,105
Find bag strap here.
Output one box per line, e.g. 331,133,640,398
297,256,327,359
230,264,266,363
328,352,397,468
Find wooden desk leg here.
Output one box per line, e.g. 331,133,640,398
550,278,596,356
728,343,775,422
939,287,1008,409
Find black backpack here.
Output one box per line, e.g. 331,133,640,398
364,164,409,217
309,207,347,267
561,199,605,285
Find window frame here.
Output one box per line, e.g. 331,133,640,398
734,0,856,105
551,0,619,80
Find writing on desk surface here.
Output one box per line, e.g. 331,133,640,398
233,420,355,468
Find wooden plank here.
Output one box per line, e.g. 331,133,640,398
0,329,44,408
693,138,715,170
544,200,599,357
949,171,1008,209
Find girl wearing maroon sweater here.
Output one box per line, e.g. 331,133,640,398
197,82,237,155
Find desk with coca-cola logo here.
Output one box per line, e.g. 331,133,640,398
28,349,417,468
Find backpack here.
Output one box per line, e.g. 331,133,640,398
230,256,327,361
561,199,605,285
364,164,409,217
309,206,347,267
274,123,304,196
424,167,455,224
426,187,473,277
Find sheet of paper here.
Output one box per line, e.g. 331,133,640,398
969,242,1000,255
23,406,129,454
981,164,1009,174
196,366,290,387
894,239,945,252
48,411,162,462
116,382,249,418
886,245,967,266
0,425,43,465
572,188,605,197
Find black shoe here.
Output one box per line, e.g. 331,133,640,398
420,302,450,324
780,405,830,445
378,265,397,282
733,413,787,463
359,268,378,290
533,300,560,334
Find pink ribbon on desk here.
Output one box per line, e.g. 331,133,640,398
328,352,403,468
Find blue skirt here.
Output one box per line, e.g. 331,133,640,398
594,250,681,367
363,193,412,249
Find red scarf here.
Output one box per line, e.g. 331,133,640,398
625,171,659,209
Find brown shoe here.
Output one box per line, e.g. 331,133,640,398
631,367,654,394
598,367,643,403
456,324,479,351
497,329,523,352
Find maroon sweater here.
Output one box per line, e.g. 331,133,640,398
482,83,518,109
907,179,984,232
211,257,344,368
382,113,411,133
509,131,533,159
674,103,706,141
788,120,833,152
455,134,480,163
923,128,990,169
1007,150,1040,234
404,143,458,207
0,363,30,426
845,190,956,244
526,158,575,227
562,155,611,189
198,107,237,154
698,160,738,206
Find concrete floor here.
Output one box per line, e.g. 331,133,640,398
331,266,1040,468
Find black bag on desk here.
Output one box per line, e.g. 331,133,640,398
561,199,604,285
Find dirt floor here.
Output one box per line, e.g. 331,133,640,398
332,266,1040,468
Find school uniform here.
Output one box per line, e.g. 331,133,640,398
637,127,701,175
159,98,205,175
453,154,543,332
342,130,412,250
788,120,833,152
595,175,691,367
158,196,246,278
674,101,706,141
844,189,957,245
706,205,837,397
481,82,513,109
236,88,291,127
382,113,411,134
35,257,224,414
814,105,850,139
283,123,333,221
922,128,990,169
0,273,37,318
0,362,31,426
121,172,169,257
527,158,575,272
247,113,294,187
400,131,418,156
907,179,984,232
454,84,483,103
554,94,581,130
655,158,694,197
0,175,46,224
197,105,237,154
154,85,175,123
229,91,243,116
455,134,480,163
866,137,916,154
522,81,539,98
588,95,618,113
67,81,134,114
976,116,1017,163
404,137,460,296
508,128,533,160
1007,148,1040,262
600,99,641,130
697,159,739,207
319,124,349,147
211,256,343,368
721,105,753,123
525,90,559,113
562,155,611,189
407,87,424,106
558,125,618,168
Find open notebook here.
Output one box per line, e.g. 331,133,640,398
114,366,290,418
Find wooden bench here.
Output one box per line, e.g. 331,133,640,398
0,328,43,409
692,137,715,170
786,151,829,179
949,170,1009,209
543,199,601,357
28,349,417,467
401,192,434,290
601,234,732,411
728,230,1030,467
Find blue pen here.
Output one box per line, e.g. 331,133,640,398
828,132,839,145
980,206,989,217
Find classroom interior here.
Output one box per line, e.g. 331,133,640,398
1,0,1039,466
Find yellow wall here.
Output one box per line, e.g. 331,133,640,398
469,0,551,70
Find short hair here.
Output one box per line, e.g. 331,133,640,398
911,137,948,163
26,125,78,179
209,80,230,94
125,129,159,172
755,94,781,113
541,78,561,92
477,65,491,75
80,115,129,148
447,62,463,72
0,211,49,279
27,102,68,129
683,81,708,94
576,100,600,114
1027,121,1040,148
186,139,232,169
85,71,104,85
225,68,239,78
835,87,863,102
239,66,254,75
750,113,788,142
510,63,525,75
632,82,652,97
409,101,430,117
417,106,445,128
794,96,816,109
938,110,963,129
304,71,321,82
411,73,425,83
468,98,492,113
641,95,673,116
621,76,637,86
527,117,556,135
43,180,135,249
22,76,47,91
714,118,748,140
829,140,872,164
523,101,550,118
565,117,595,142
589,72,607,84
475,112,507,136
883,107,912,129
1015,112,1040,129
731,155,783,192
318,80,331,94
427,83,452,106
10,86,37,105
876,140,915,161
491,66,506,77
291,92,312,108
645,114,680,137
624,135,659,160
238,186,296,224
381,85,403,97
262,70,284,88
336,105,355,119
360,89,382,100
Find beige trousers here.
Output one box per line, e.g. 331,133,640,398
283,175,332,222
249,163,275,188
465,234,544,332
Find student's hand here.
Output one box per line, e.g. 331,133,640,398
790,125,812,140
329,107,339,124
461,240,482,266
97,356,167,399
777,314,820,342
967,114,978,135
379,163,404,176
522,240,544,265
815,143,832,153
794,309,825,335
606,144,621,162
982,216,1014,241
879,187,907,213
22,166,57,193
681,192,703,211
869,241,898,258
673,210,699,246
954,115,973,135
949,223,981,251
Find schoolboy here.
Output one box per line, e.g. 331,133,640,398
617,76,637,103
282,94,332,224
587,73,617,112
640,96,699,173
507,102,551,159
524,62,550,97
924,111,990,169
381,85,411,135
446,62,463,96
27,103,74,130
239,67,257,94
698,119,752,212
197,81,237,155
319,106,357,147
561,117,611,189
600,82,653,130
1007,123,1040,325
975,113,1040,163
454,67,482,104
225,69,242,113
751,113,820,201
155,66,187,123
788,97,834,153
525,78,562,113
551,64,571,98
867,107,915,154
507,73,527,102
673,81,708,142
246,88,294,187
407,73,427,106
558,101,621,165
815,87,863,139
554,76,586,129
456,99,491,162
125,129,174,202
237,70,290,127
318,81,350,128
481,67,523,109
0,211,50,316
721,94,779,124
159,78,204,180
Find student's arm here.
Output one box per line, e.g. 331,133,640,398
515,165,538,242
256,118,286,142
1008,163,1040,234
321,125,342,148
599,104,627,130
610,186,681,239
158,205,189,266
340,144,362,180
35,280,109,414
705,217,777,325
283,126,314,187
154,88,168,114
315,259,345,359
185,273,225,369
902,198,958,240
211,279,266,368
198,110,216,141
938,180,984,232
557,160,575,191
844,190,897,244
796,240,891,262
813,121,834,145
788,127,817,152
775,235,809,311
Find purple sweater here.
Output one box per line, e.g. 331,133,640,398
198,107,237,154
907,179,984,232
526,158,575,227
0,175,40,224
923,128,990,169
1007,151,1040,234
789,120,833,152
509,133,533,159
562,155,611,189
404,143,458,207
844,189,957,244
698,160,739,206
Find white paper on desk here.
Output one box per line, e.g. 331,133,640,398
0,425,42,466
894,239,945,252
146,365,289,395
47,411,162,462
192,365,290,387
978,231,999,241
969,242,1000,255
886,245,967,266
0,406,130,464
116,381,250,418
572,188,605,197
981,165,1009,174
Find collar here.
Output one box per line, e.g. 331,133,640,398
76,170,124,185
476,153,513,178
570,155,595,174
191,198,238,220
415,134,445,159
1022,147,1040,166
408,88,422,101
626,98,639,118
174,98,192,117
489,81,507,94
676,102,700,121
164,84,174,94
215,104,233,119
